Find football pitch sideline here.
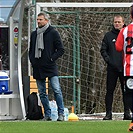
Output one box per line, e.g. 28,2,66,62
0,120,131,133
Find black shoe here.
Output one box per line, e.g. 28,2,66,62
123,113,132,120
103,113,112,120
42,116,52,121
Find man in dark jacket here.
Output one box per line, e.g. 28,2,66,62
29,13,64,121
100,15,131,120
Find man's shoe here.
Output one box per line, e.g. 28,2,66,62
42,116,52,121
57,114,64,121
123,113,132,120
103,113,112,120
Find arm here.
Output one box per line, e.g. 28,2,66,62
115,29,124,52
100,34,110,64
51,30,64,61
29,31,37,62
29,32,33,61
29,34,32,59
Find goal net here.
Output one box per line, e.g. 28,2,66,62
28,2,132,114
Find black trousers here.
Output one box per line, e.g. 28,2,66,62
124,76,133,113
105,68,129,113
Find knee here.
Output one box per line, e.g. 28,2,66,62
39,91,47,98
53,87,62,94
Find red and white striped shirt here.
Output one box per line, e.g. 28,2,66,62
116,22,133,76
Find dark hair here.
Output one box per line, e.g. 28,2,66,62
130,5,133,19
37,12,49,20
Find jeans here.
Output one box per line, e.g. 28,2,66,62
36,76,64,117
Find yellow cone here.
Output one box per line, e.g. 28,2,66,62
68,106,79,121
68,113,79,121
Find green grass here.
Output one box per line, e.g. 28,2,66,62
0,120,131,133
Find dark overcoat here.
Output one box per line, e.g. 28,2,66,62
29,25,64,79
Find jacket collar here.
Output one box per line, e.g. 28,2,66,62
36,25,54,34
111,26,120,35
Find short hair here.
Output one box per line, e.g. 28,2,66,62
130,5,133,19
37,12,49,20
113,15,124,22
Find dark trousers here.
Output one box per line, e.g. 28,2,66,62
105,68,129,113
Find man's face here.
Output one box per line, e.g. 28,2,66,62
37,15,48,28
113,17,124,30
